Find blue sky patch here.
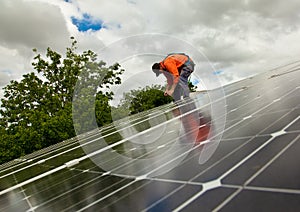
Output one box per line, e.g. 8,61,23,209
191,78,200,85
127,0,137,4
71,13,104,32
213,70,224,75
1,70,12,75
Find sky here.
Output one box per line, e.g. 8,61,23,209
1,0,300,103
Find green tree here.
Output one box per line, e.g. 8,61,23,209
117,85,173,115
0,37,124,164
188,81,197,92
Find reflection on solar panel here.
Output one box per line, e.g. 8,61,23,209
0,62,299,211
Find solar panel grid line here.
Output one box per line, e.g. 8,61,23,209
79,116,181,160
171,115,300,211
94,180,154,212
85,178,204,212
83,97,197,143
84,171,136,180
243,186,300,195
116,88,297,181
0,128,112,176
212,187,243,212
89,139,178,176
220,135,254,141
2,100,290,205
0,141,82,179
221,184,243,190
36,173,104,209
1,189,31,211
76,180,137,212
86,129,248,184
0,96,205,195
256,107,296,118
0,194,30,212
28,170,103,205
151,135,256,182
63,105,286,210
186,137,258,182
89,87,244,171
287,129,300,135
225,104,300,139
20,188,35,212
7,129,298,209
210,84,276,129
219,112,266,139
111,96,196,128
149,177,205,186
223,133,299,180
1,102,173,174
282,115,300,130
270,67,300,79
219,135,279,180
248,107,294,124
52,176,133,211
13,174,35,212
259,109,300,136
0,138,79,174
260,96,300,115
225,95,271,121
101,139,197,179
0,164,67,195
267,60,300,73
89,123,186,173
0,137,78,165
225,86,298,129
140,183,187,212
15,109,206,210
172,188,208,212
78,96,205,149
196,138,270,179
243,134,300,186
122,141,203,178
0,101,182,179
74,121,181,176
228,83,292,111
211,134,300,211
22,163,131,210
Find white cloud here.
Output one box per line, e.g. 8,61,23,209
0,0,70,52
1,0,300,101
0,45,34,85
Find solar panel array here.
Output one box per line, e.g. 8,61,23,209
0,62,299,211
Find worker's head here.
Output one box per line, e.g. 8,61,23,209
152,63,161,77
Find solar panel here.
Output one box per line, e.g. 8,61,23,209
0,62,299,211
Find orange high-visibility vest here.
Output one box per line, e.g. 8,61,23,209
160,53,194,83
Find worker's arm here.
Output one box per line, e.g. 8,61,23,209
165,77,179,96
163,59,180,96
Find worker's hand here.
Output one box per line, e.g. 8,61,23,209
165,89,174,96
164,88,169,96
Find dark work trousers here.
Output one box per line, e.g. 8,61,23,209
173,64,199,144
173,64,194,102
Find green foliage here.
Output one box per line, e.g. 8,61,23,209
72,57,123,134
111,105,129,121
95,93,113,127
0,37,124,164
188,81,197,92
117,85,173,116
